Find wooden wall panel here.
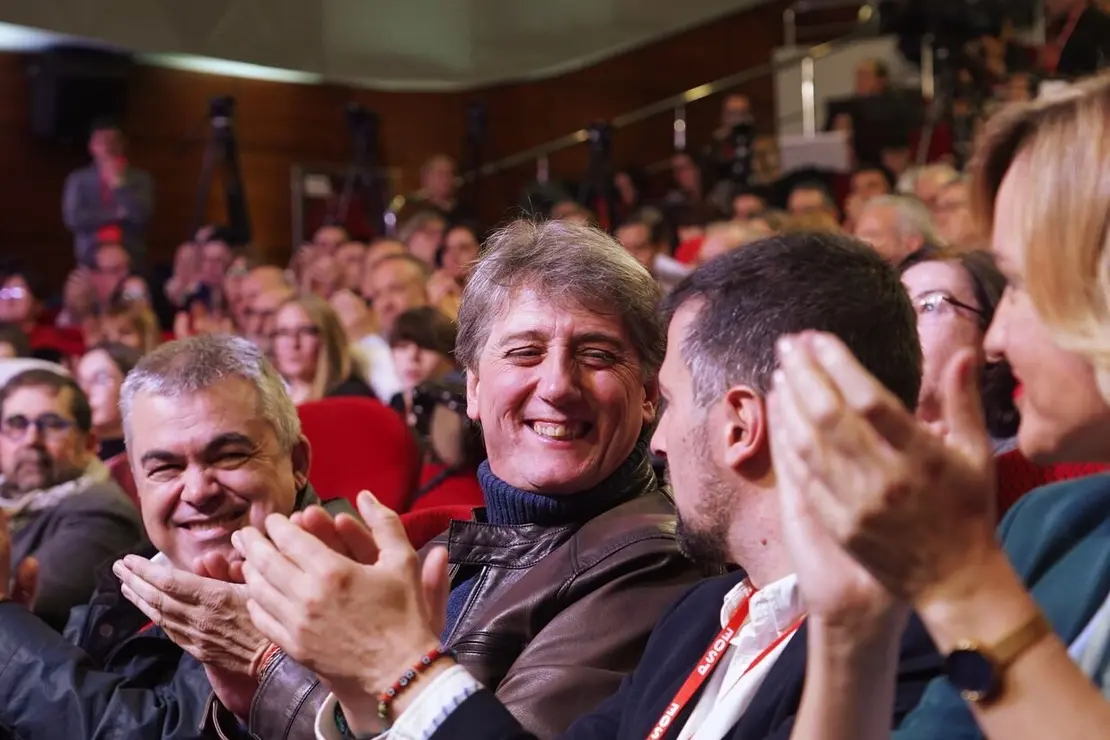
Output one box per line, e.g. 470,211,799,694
0,0,860,289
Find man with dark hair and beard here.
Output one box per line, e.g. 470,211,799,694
233,231,944,740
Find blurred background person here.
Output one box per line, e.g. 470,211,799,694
271,293,373,403
74,342,142,462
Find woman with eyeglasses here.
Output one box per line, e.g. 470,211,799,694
899,247,1017,449
271,293,373,404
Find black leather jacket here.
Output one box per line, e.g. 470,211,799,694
0,485,346,740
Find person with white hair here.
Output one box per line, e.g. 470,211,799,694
853,194,940,264
0,334,352,739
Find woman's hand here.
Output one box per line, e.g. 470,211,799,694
771,331,998,608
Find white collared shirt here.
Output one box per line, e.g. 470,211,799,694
314,574,803,740
675,573,804,740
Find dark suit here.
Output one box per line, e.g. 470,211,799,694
433,570,942,740
895,474,1110,739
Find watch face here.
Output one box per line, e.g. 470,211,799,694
945,648,997,702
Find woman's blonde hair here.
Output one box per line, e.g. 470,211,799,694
277,293,355,401
970,73,1110,400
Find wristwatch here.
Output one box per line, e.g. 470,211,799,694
944,611,1052,703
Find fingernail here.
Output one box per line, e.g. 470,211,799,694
112,561,123,577
122,555,138,568
776,336,795,355
359,490,379,505
230,531,242,550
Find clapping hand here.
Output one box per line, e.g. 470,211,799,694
770,332,996,608
233,493,450,728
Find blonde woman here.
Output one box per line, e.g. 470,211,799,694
771,74,1110,739
271,292,374,404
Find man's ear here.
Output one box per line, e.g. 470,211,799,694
720,385,767,472
465,369,481,422
641,376,660,424
291,435,312,489
82,430,98,457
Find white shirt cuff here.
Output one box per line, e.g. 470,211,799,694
315,665,483,740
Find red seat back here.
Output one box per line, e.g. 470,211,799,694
409,463,485,512
298,397,420,512
105,451,140,510
400,504,475,550
996,448,1110,519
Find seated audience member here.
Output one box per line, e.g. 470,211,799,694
438,223,481,283
696,220,773,265
770,72,1110,740
94,301,161,355
364,253,431,337
549,199,594,226
164,242,201,308
934,175,981,250
388,306,458,420
853,194,938,265
272,294,374,404
75,342,143,461
362,238,407,289
907,163,960,213
241,220,718,740
234,230,942,740
0,323,30,359
731,189,767,221
0,369,141,629
333,240,367,293
330,289,404,402
399,210,448,268
91,242,133,310
245,279,296,359
899,248,1017,450
312,224,349,254
784,210,843,235
849,162,896,204
239,265,290,330
0,335,352,738
1,265,84,358
614,214,689,291
786,180,839,221
398,154,465,224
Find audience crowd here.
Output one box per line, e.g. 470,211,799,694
1,4,1109,738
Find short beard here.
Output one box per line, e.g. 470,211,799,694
675,512,731,566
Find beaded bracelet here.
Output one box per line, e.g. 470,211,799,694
377,646,448,723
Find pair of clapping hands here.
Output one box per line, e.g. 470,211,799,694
113,495,450,721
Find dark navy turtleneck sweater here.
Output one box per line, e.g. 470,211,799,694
441,441,651,641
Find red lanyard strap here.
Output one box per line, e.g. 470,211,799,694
645,595,805,740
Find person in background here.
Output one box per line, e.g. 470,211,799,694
402,154,464,223
933,176,980,249
614,215,689,292
398,210,448,268
163,242,201,308
665,152,709,214
731,188,768,221
364,253,431,337
0,266,85,359
905,163,960,213
697,219,773,265
786,181,839,220
611,167,647,225
329,289,404,403
62,119,154,268
0,369,141,630
388,306,458,421
853,194,937,264
312,224,349,254
197,231,233,295
849,163,896,204
333,240,367,293
75,342,143,461
240,267,294,356
94,301,161,355
0,323,30,360
223,254,250,327
899,248,1017,450
272,293,374,404
439,223,481,283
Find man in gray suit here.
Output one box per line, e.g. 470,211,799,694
0,368,141,630
62,119,154,268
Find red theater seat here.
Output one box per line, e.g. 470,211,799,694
409,463,485,513
996,448,1110,519
400,504,475,550
298,397,421,513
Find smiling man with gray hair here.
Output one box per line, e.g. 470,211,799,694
0,334,350,739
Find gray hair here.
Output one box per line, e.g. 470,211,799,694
862,194,941,246
455,219,665,376
119,334,301,452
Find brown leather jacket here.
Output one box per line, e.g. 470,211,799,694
249,452,715,739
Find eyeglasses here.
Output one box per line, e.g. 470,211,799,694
272,325,321,342
1,413,76,440
0,286,28,301
912,290,984,320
